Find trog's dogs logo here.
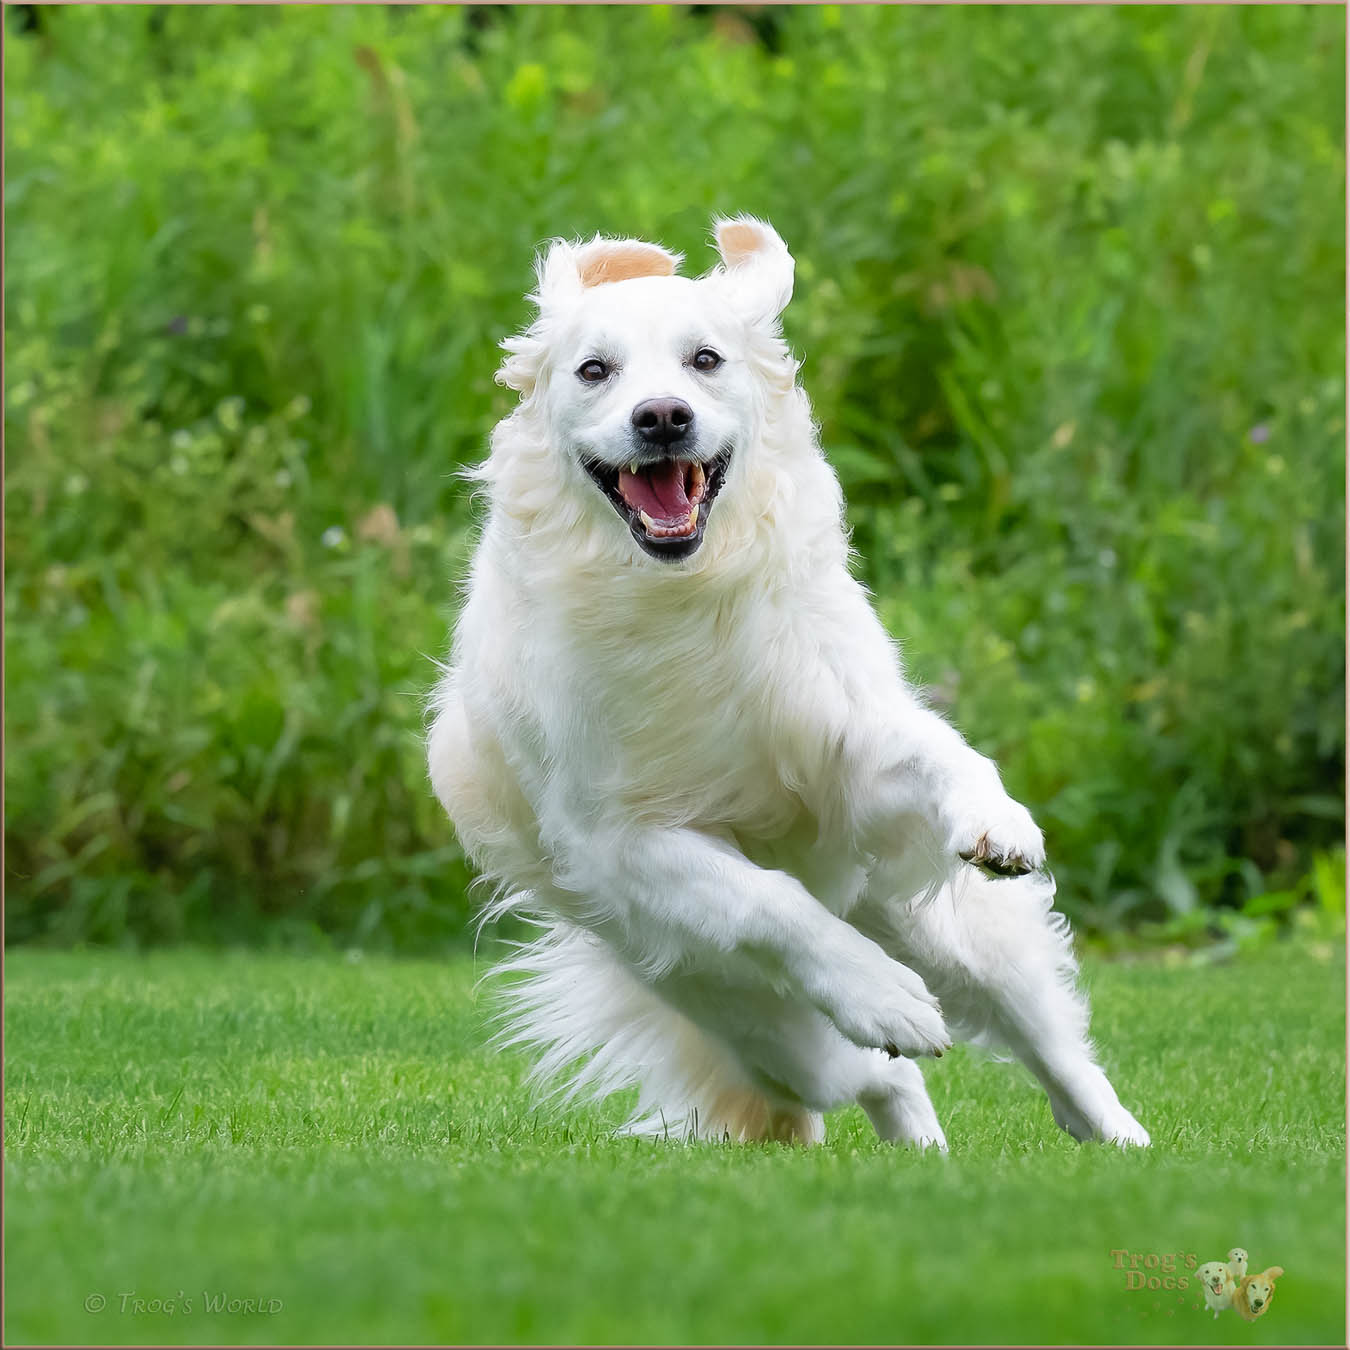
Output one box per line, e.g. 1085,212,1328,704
1195,1247,1286,1322
1112,1245,1286,1322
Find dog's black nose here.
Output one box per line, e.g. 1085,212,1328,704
631,398,693,446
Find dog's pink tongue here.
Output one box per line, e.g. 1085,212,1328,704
618,461,690,524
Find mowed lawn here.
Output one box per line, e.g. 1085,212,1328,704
4,942,1344,1346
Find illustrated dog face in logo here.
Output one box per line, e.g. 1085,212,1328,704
1196,1261,1236,1317
1233,1266,1284,1321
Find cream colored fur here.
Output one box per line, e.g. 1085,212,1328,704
1233,1267,1283,1322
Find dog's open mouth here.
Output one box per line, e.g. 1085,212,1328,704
582,449,731,561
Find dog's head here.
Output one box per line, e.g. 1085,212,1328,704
1196,1262,1233,1297
1236,1267,1283,1319
1226,1246,1248,1274
493,216,799,565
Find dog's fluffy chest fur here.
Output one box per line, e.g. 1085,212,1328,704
475,531,855,841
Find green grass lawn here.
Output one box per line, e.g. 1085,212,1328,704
4,941,1344,1346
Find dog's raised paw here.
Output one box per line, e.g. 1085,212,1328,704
947,795,1046,878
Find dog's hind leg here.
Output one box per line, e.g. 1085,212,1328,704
863,868,1149,1148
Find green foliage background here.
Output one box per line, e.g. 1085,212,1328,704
5,4,1345,950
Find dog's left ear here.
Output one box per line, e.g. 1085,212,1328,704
712,215,794,328
1262,1267,1284,1282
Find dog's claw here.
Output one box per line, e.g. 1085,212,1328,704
958,831,1037,879
959,848,1033,879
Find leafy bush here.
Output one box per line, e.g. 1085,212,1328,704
5,4,1344,948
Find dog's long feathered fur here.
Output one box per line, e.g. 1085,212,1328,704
428,216,1149,1149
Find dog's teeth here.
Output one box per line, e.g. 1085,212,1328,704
629,461,639,475
688,505,699,528
639,510,656,531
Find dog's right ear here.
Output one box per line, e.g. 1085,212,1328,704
535,235,682,309
498,236,683,395
497,236,682,394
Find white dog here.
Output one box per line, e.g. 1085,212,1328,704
1197,1261,1236,1317
427,216,1149,1151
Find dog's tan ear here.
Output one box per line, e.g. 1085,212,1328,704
534,235,681,309
574,238,680,288
498,234,683,395
1262,1267,1285,1282
711,215,794,328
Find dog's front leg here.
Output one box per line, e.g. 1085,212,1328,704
546,820,951,1061
851,695,1045,877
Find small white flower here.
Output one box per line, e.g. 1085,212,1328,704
321,526,347,549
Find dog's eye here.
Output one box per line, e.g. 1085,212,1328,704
692,348,723,373
577,359,610,383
